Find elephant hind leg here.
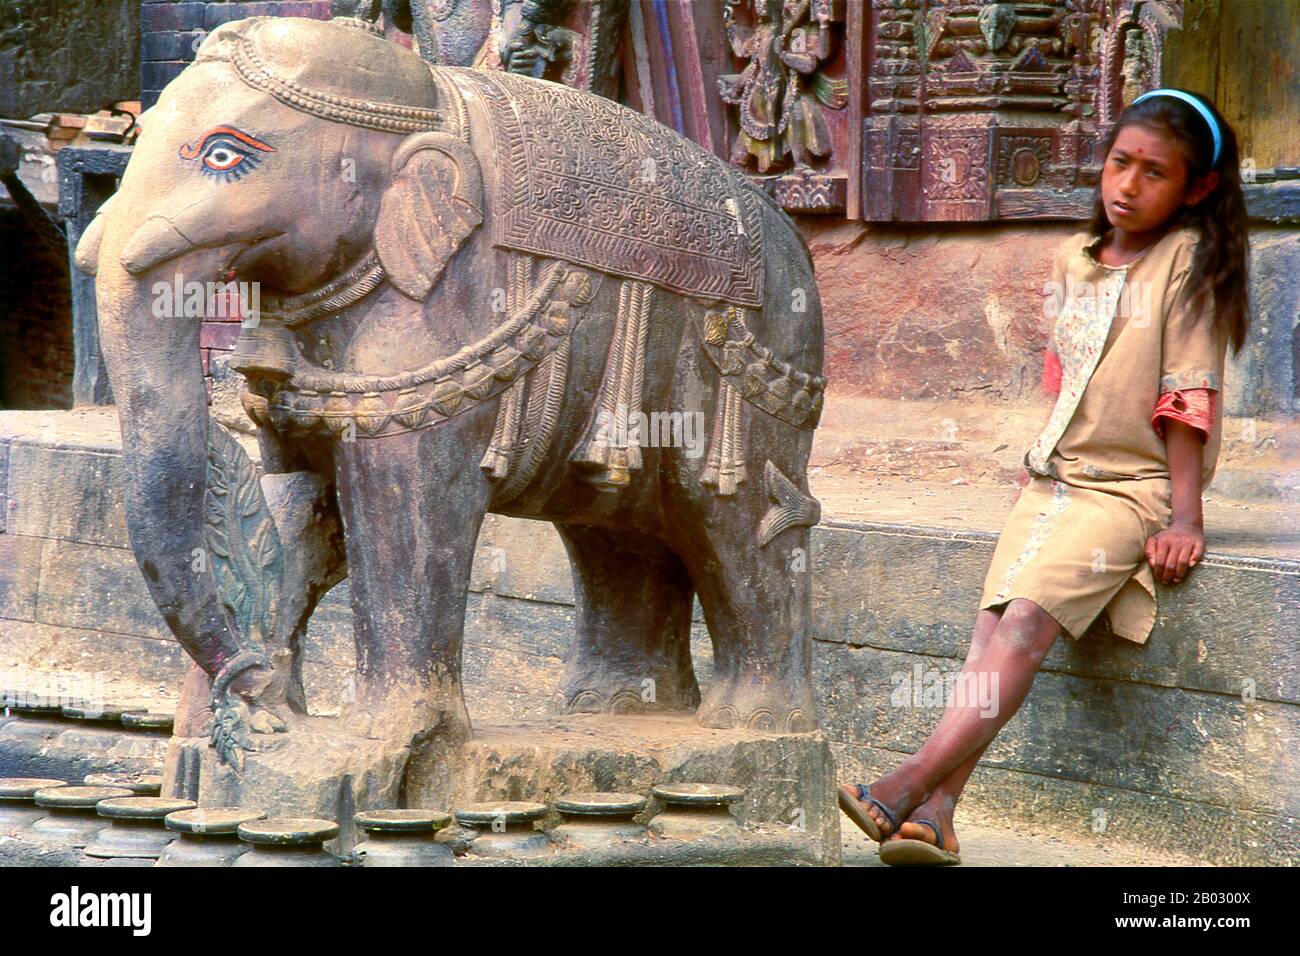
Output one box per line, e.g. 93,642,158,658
555,523,700,715
671,512,819,735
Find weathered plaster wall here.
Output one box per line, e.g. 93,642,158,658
803,220,1070,403
801,218,1300,418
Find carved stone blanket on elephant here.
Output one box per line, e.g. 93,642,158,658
438,67,767,309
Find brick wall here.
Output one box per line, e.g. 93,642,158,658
139,1,334,110
0,210,73,410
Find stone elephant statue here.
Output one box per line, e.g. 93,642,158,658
74,15,826,774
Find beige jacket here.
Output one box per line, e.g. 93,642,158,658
1027,224,1229,490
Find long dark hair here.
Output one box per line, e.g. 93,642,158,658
1086,89,1251,355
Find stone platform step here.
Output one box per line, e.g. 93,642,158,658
0,825,824,867
416,714,839,864
0,808,1218,868
0,820,1211,868
0,713,168,782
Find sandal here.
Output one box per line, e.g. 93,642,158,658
837,783,900,843
879,818,961,866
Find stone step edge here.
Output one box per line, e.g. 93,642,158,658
818,516,1300,573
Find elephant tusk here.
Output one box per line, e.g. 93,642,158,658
119,216,196,275
73,194,117,276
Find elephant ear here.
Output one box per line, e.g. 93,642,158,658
374,131,484,301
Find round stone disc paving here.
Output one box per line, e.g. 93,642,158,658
554,792,647,816
454,802,548,826
10,698,61,715
0,778,68,799
354,809,453,832
97,797,196,819
83,772,163,796
35,786,134,808
238,818,340,845
166,807,267,834
651,783,744,806
121,712,175,732
62,703,133,721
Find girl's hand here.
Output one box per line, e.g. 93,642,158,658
1145,522,1205,585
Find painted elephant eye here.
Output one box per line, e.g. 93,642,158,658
205,145,246,172
179,126,275,184
197,139,261,182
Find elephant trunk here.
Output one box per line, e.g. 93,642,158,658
91,260,247,681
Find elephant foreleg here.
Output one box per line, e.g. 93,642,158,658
333,426,492,747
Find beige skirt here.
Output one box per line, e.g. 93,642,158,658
978,474,1171,643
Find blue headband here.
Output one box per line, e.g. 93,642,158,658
1131,88,1222,166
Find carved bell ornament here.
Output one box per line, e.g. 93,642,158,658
230,318,299,381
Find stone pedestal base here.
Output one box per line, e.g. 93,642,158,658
7,713,840,865
407,713,841,865
161,714,410,853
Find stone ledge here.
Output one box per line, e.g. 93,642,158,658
813,518,1300,704
816,641,1297,820
0,715,169,783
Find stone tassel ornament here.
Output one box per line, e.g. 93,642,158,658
492,335,572,505
701,378,747,496
570,279,653,487
481,255,533,478
481,379,526,477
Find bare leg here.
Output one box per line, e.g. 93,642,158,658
918,609,1002,791
888,609,1002,852
849,599,1061,838
841,607,1000,838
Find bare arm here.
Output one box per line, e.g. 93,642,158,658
1145,418,1206,584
